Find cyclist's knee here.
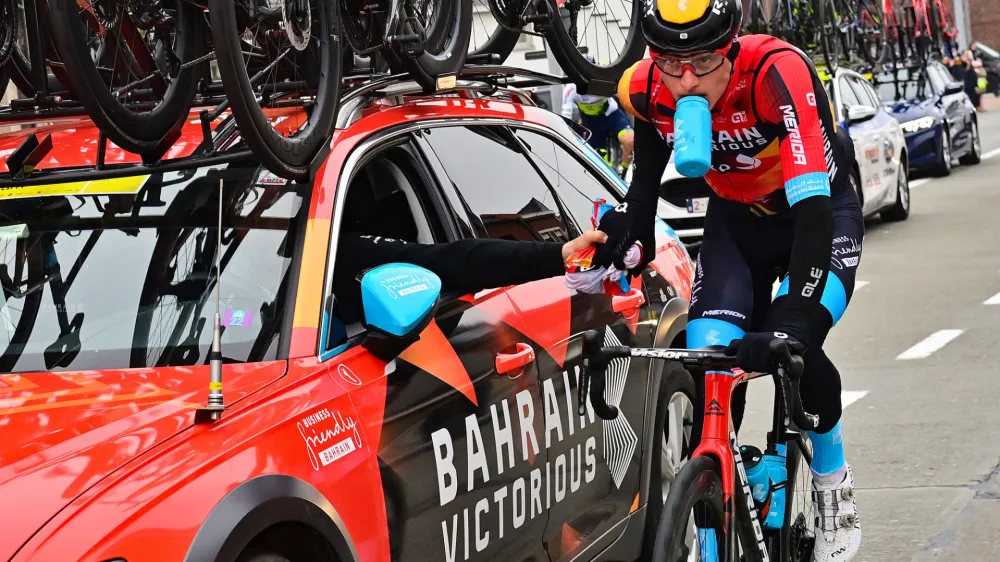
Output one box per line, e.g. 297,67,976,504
686,318,745,349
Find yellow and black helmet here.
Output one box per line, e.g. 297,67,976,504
641,0,743,55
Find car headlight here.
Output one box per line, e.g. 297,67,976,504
900,116,936,133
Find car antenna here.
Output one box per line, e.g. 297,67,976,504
195,178,226,424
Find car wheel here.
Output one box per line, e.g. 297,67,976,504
960,120,982,165
880,163,910,222
639,361,696,560
236,551,292,562
936,130,953,176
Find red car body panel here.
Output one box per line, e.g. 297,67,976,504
0,93,695,562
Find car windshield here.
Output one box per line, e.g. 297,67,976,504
0,160,305,374
874,67,933,102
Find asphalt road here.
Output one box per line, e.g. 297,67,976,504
736,107,1000,561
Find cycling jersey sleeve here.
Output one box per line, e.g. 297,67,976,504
629,118,671,209
561,84,577,119
754,52,836,348
333,233,565,324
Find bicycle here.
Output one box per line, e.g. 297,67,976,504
578,328,818,561
468,0,645,96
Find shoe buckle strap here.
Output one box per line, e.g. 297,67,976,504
814,512,858,532
812,486,855,504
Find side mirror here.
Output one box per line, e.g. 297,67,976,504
562,115,592,142
846,104,877,124
944,82,964,95
360,263,441,361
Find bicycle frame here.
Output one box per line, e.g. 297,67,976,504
579,334,816,561
692,368,775,560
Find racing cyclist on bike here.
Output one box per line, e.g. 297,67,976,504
561,72,635,178
594,0,864,559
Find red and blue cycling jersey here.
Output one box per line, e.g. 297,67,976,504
617,34,849,216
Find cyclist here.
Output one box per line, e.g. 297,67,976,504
594,0,863,559
561,76,635,178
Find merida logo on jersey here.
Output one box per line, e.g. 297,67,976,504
780,104,807,165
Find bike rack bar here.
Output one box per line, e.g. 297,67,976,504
0,63,570,185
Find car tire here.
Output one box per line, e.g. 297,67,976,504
935,130,953,176
639,361,696,561
880,162,910,222
235,551,292,562
960,120,983,165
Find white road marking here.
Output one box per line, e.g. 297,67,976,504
984,291,1000,305
983,146,1000,160
896,329,964,360
854,280,869,292
909,178,932,189
842,390,869,409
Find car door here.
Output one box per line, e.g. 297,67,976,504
848,74,898,206
927,63,966,153
836,74,878,211
510,125,667,559
319,137,550,562
416,122,647,560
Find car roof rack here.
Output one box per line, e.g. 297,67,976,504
0,63,571,189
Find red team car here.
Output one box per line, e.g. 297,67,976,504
0,72,698,561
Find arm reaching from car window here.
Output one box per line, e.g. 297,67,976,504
332,230,608,324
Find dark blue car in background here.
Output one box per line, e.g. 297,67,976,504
873,60,982,176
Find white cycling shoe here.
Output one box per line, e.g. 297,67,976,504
811,463,861,561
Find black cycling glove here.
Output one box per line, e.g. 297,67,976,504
726,332,804,374
593,201,655,274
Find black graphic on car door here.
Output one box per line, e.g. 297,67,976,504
376,288,550,562
510,127,666,557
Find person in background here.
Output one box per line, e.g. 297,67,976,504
961,50,983,110
561,78,635,178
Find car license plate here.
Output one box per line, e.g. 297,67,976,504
687,197,709,213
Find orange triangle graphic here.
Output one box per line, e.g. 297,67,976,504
399,320,478,406
506,277,571,367
629,492,641,513
561,522,584,556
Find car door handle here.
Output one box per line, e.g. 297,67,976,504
496,343,535,376
612,288,646,314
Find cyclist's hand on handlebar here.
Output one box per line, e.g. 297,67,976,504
725,332,804,374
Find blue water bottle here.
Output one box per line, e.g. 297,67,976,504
739,444,787,530
673,95,712,177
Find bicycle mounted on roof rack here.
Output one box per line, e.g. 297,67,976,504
0,64,574,188
0,0,644,190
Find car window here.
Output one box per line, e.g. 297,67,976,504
931,65,956,91
874,67,932,102
837,77,863,113
420,125,576,243
0,162,305,373
849,76,880,108
926,65,947,93
511,128,622,231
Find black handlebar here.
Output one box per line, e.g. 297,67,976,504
579,329,817,432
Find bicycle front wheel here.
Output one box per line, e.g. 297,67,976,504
542,0,646,97
652,455,729,562
209,0,343,180
778,436,818,562
398,0,473,92
48,0,205,155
